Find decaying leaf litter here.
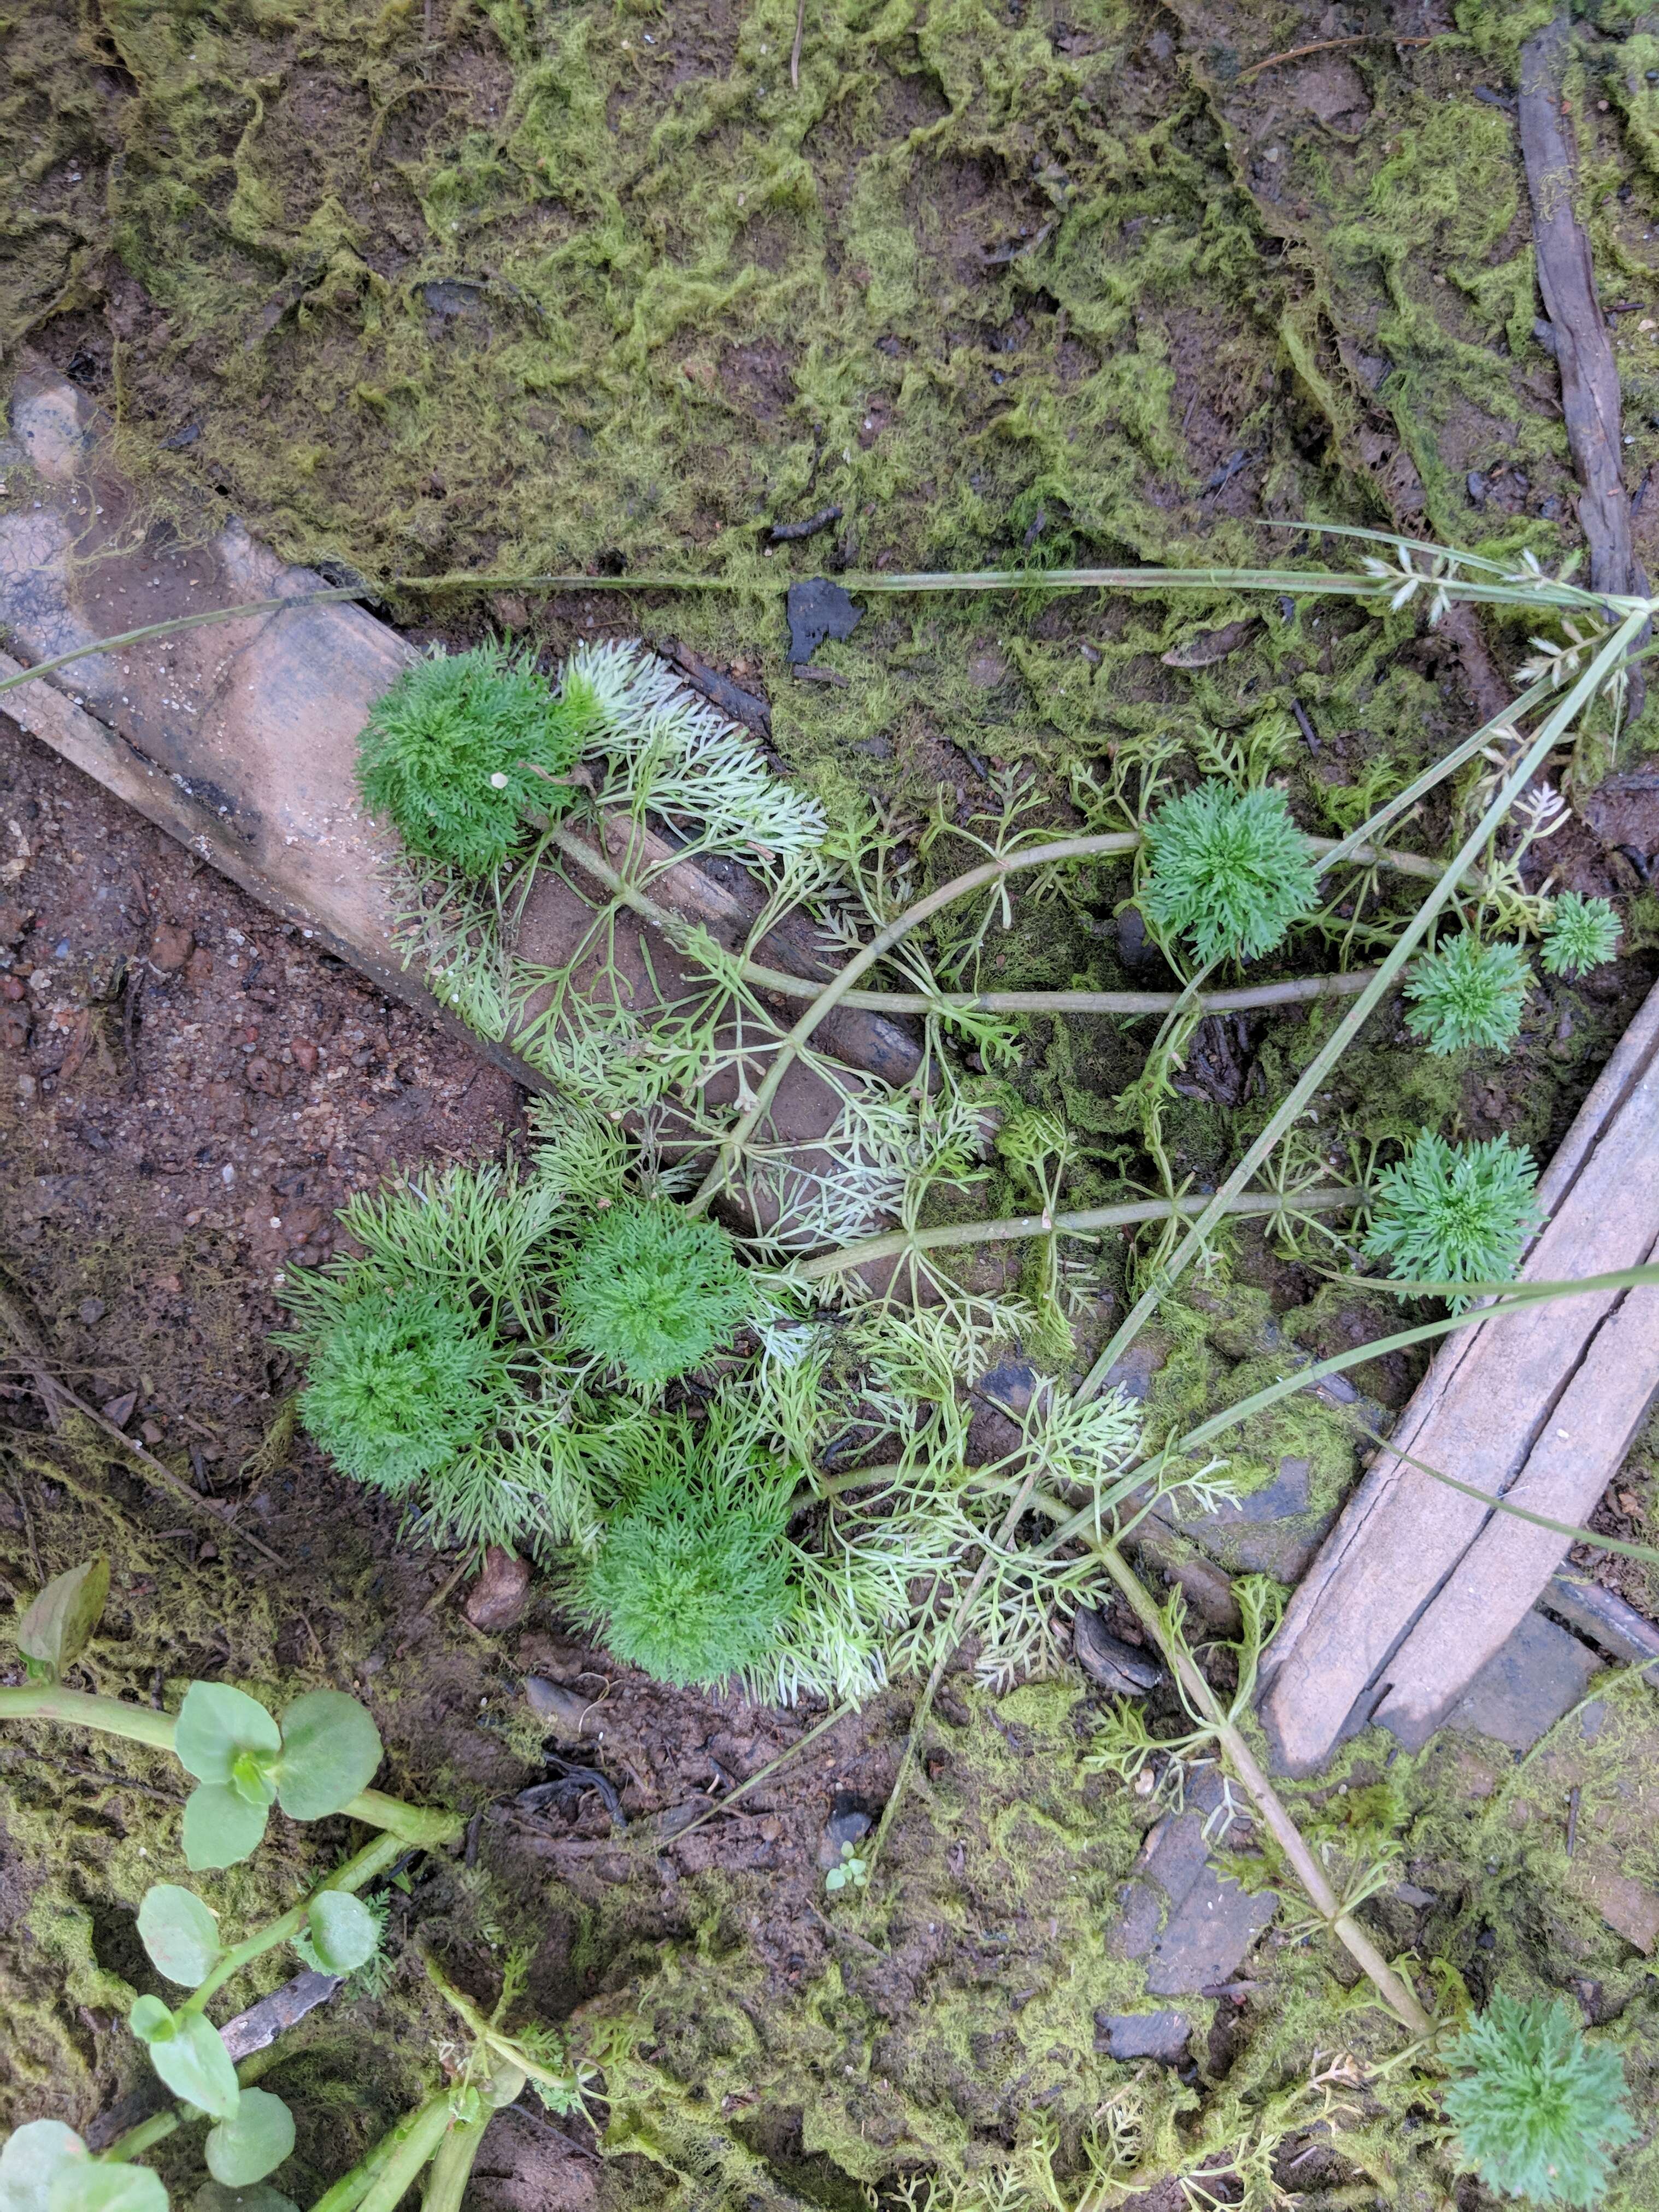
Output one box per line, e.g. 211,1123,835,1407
8,3,1659,2209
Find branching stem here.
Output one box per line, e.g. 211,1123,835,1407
0,1686,463,1847
1090,1543,1432,2034
797,1186,1357,1281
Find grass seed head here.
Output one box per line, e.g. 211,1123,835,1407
1442,1990,1636,2209
557,1198,755,1389
1140,780,1322,964
1404,935,1531,1055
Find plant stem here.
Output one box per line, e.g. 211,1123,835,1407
315,2094,454,2212
796,1185,1357,1282
1090,1542,1432,2035
0,1687,463,1848
97,2112,179,2164
178,1833,403,2020
0,591,366,699
393,561,1617,615
1076,605,1649,1403
552,816,1459,1017
680,831,1137,1214
419,2115,490,2212
0,1686,177,1748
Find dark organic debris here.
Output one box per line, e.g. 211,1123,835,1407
1161,617,1261,669
662,642,772,736
1073,1608,1163,1695
786,576,862,665
816,1790,875,1870
768,503,843,543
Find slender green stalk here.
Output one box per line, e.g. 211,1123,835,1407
1078,606,1649,1402
1026,1261,1659,1566
321,2095,454,2212
0,591,366,698
178,1834,403,2021
392,560,1618,614
419,2116,489,2212
418,1951,578,2099
307,2102,443,2212
1351,1416,1659,1569
795,1185,1357,1283
1089,1541,1433,2035
0,1687,463,1847
681,832,1140,1214
0,1686,178,1748
97,2112,180,2164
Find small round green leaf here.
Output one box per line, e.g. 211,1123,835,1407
273,1692,381,1821
301,1893,377,1974
137,1887,221,1988
183,1785,270,1873
49,2168,167,2212
174,1686,280,1788
142,2015,239,2122
16,1561,109,1681
204,2093,294,2189
128,1997,173,2046
189,2185,297,2212
0,2121,89,2212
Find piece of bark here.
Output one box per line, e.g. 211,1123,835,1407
1258,976,1659,1774
465,1544,531,1631
1520,15,1644,606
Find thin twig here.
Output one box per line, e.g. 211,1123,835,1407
1233,33,1434,85
0,1286,288,1569
796,1185,1357,1282
0,589,366,699
652,1700,857,1849
790,0,805,87
421,1553,474,1617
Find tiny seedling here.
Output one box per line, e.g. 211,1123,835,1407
556,1197,758,1388
1362,1132,1541,1305
1441,1990,1637,2208
1139,780,1323,964
825,1840,869,1893
357,642,597,875
1539,892,1622,978
1404,935,1531,1055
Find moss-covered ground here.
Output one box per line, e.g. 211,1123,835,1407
8,0,1659,2204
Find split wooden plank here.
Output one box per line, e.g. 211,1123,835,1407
0,362,915,1202
1258,978,1659,1773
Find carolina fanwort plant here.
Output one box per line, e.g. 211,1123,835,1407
555,1198,758,1390
1139,778,1323,963
1362,1132,1542,1304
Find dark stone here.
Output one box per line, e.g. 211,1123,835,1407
1114,1768,1277,1996
1095,2007,1189,2063
1073,1609,1162,1695
817,1790,875,1870
1431,1610,1603,1755
786,576,862,664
